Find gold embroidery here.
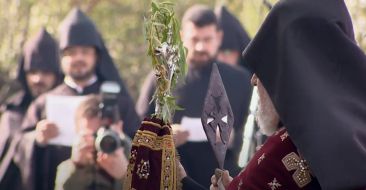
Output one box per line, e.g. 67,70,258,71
132,130,174,150
124,148,136,188
237,180,243,190
141,121,164,128
282,152,312,188
125,122,179,190
256,145,263,151
161,148,177,189
268,178,282,190
280,132,289,141
136,159,150,179
257,153,265,165
274,127,286,135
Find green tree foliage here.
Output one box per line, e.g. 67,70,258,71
145,1,187,122
346,0,366,50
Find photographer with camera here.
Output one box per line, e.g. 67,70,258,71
54,94,131,190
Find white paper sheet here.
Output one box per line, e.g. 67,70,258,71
46,95,87,146
180,116,207,142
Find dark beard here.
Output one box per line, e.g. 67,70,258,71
70,70,95,82
189,57,216,69
188,50,217,69
68,60,96,82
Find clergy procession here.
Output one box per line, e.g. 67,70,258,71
0,0,366,189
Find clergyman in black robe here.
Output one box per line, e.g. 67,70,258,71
242,0,366,188
0,28,62,190
3,8,140,190
136,5,252,187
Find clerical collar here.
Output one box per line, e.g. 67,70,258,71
64,75,98,94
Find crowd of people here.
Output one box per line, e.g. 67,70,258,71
1,0,366,189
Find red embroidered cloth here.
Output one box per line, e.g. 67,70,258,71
228,128,321,190
124,117,179,190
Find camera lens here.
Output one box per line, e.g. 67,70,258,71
95,128,121,154
100,135,118,153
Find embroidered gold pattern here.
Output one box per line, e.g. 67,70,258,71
161,148,176,189
136,159,150,179
257,153,265,165
237,180,243,190
132,128,173,150
125,122,178,190
282,152,312,188
124,148,137,188
274,127,285,136
256,145,263,151
280,132,289,141
268,178,282,190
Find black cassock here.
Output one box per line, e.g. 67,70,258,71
137,61,252,187
0,28,62,190
2,81,139,190
0,92,29,190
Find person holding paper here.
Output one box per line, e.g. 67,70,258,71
0,28,62,190
9,8,140,190
136,5,252,187
54,95,130,190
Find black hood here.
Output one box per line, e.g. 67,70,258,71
14,28,62,109
215,6,251,68
242,0,366,189
17,28,61,84
59,8,130,97
215,6,250,52
59,7,102,50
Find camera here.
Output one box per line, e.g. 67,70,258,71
94,81,125,154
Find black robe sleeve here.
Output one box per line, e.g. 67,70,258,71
181,176,208,190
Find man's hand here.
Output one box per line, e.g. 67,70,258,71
210,170,233,190
172,124,190,147
35,120,59,145
71,133,95,166
97,147,128,180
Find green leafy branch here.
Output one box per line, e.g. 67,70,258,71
145,0,187,123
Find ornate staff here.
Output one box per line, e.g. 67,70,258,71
124,1,186,190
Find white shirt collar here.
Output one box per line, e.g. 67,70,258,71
64,75,98,94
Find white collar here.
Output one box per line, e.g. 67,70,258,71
64,75,98,94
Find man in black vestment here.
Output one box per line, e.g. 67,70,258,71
0,28,62,190
3,8,140,190
136,5,252,187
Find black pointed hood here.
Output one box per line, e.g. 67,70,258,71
215,6,250,52
242,0,366,189
59,7,102,50
17,28,61,82
59,8,130,96
14,28,61,109
215,6,251,68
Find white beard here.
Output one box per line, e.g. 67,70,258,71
255,90,280,136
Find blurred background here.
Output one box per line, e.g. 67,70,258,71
0,0,364,101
